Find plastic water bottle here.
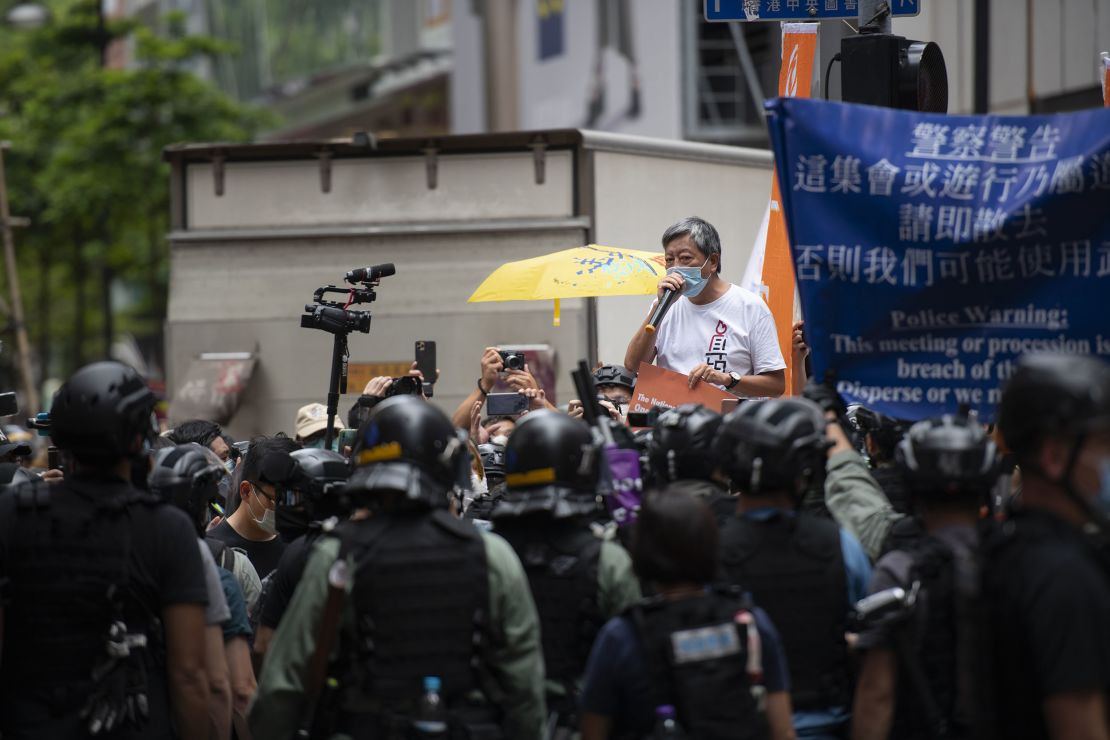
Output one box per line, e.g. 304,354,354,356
652,705,688,738
412,676,449,737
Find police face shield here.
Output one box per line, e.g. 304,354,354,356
275,485,313,542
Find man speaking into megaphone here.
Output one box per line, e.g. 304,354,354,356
624,216,787,398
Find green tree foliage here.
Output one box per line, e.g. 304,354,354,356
0,0,271,391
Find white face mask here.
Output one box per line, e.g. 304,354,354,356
247,485,277,536
490,434,509,447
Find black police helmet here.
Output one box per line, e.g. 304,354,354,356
648,404,723,485
496,410,599,519
593,364,636,392
347,395,468,509
149,443,225,537
998,353,1110,466
896,415,1001,498
715,398,831,496
478,443,506,483
288,448,350,517
50,361,157,463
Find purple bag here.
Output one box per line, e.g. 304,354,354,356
604,446,643,527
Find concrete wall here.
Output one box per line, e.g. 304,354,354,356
168,226,588,439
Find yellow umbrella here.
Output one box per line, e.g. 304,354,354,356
468,245,666,326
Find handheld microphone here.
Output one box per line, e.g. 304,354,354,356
644,288,679,334
344,263,396,283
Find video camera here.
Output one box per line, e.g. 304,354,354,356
301,303,371,335
301,263,395,336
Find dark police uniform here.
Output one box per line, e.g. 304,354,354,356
981,509,1110,740
0,473,208,739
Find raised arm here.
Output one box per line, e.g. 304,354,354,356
625,273,683,371
451,347,505,429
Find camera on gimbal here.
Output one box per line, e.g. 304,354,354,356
301,263,395,337
301,263,396,450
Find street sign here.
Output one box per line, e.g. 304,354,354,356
705,0,920,22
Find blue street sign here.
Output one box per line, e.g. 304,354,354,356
705,0,920,22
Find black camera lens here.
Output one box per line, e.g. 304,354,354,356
385,376,423,398
499,351,525,371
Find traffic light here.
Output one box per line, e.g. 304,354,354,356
840,32,948,113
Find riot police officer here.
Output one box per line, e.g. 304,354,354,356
646,403,733,524
852,414,1001,740
981,353,1110,740
491,410,641,732
715,398,872,739
250,395,546,739
149,442,259,738
579,487,795,740
464,442,507,522
254,447,350,656
0,361,210,739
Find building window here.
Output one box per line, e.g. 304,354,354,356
682,0,777,146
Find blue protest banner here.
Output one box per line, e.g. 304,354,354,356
764,97,1110,421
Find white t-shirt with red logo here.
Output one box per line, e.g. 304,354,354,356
653,284,786,381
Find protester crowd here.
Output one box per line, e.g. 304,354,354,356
2,217,1109,740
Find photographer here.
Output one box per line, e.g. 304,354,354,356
346,363,434,433
567,364,635,425
451,346,556,432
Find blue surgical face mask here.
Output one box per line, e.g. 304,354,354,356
668,257,710,298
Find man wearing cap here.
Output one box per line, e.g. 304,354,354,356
293,403,345,451
207,436,300,579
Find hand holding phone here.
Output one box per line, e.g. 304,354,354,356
415,340,437,398
486,392,529,417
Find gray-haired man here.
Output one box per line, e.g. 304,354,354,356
625,216,786,398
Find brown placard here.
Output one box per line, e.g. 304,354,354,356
629,362,734,414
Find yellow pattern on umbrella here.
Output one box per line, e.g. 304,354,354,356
468,245,667,326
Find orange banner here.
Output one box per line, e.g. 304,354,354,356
628,362,734,415
1102,52,1110,107
762,23,818,396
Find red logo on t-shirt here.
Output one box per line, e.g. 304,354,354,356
706,320,729,371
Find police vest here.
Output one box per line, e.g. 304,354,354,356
494,519,604,689
336,509,492,725
890,534,985,740
630,588,769,740
718,510,851,711
2,478,166,688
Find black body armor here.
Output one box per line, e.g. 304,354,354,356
630,588,768,740
718,511,852,711
333,510,498,739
